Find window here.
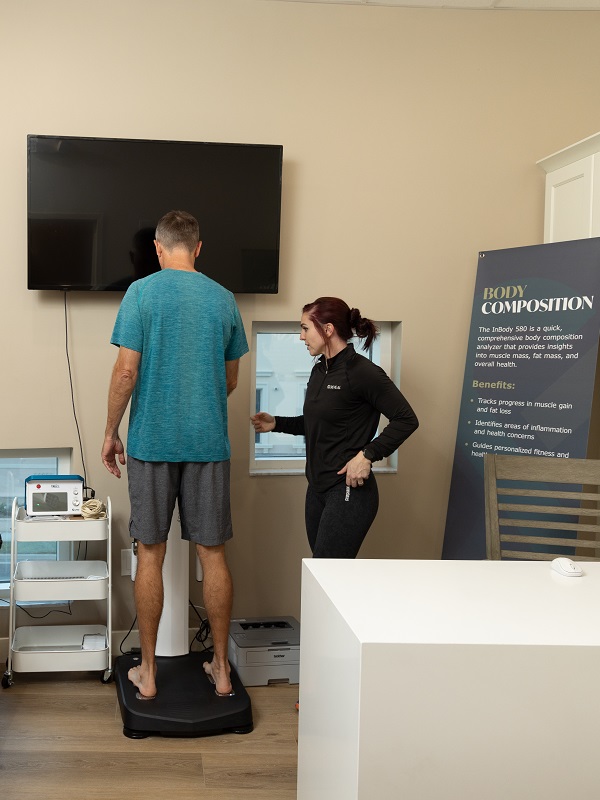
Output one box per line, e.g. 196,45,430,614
0,449,71,598
249,321,401,475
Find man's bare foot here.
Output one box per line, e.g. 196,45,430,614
128,663,157,700
203,659,234,696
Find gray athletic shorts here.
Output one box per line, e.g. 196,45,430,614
127,456,233,546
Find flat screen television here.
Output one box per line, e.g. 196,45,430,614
27,135,283,293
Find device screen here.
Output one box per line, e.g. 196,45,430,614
31,492,68,512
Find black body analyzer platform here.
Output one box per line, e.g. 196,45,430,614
114,652,253,739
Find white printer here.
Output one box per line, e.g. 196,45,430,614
228,616,300,686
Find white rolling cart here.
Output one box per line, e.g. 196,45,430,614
2,497,112,688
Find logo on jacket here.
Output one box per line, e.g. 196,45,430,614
327,384,341,390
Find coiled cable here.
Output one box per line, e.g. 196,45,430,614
81,499,107,519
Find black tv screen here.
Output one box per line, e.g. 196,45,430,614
27,135,283,293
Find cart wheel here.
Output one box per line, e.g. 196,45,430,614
2,672,13,689
101,669,113,684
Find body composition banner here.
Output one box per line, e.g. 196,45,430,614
442,238,600,559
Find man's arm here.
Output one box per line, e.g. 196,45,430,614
225,359,240,396
101,346,141,478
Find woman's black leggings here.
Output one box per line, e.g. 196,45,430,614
305,474,379,559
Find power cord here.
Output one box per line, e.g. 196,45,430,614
64,291,95,502
119,614,138,655
189,601,211,651
0,597,73,619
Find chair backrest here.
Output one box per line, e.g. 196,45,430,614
484,454,600,561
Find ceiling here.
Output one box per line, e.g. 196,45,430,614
271,0,600,10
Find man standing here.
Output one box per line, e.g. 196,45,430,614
102,210,248,700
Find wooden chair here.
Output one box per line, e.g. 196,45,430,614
484,453,600,561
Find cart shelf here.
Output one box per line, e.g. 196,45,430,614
11,625,109,672
14,506,108,541
13,560,109,602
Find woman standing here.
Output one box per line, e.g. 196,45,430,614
250,297,418,558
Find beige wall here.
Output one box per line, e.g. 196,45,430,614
2,0,600,631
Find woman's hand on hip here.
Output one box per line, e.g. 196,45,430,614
338,451,372,487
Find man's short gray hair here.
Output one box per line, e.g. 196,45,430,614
155,210,200,252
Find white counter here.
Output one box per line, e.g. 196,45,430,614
297,559,600,800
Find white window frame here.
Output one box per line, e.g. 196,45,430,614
249,321,403,476
254,382,271,455
0,448,72,601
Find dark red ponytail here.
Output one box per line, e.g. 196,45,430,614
302,297,379,351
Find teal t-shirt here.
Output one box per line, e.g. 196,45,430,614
111,269,249,462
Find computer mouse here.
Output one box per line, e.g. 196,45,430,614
551,557,584,577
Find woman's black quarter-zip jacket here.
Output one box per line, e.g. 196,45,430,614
273,344,419,493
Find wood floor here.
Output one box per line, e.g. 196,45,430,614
0,672,299,800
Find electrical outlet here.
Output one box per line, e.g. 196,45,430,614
121,548,132,576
